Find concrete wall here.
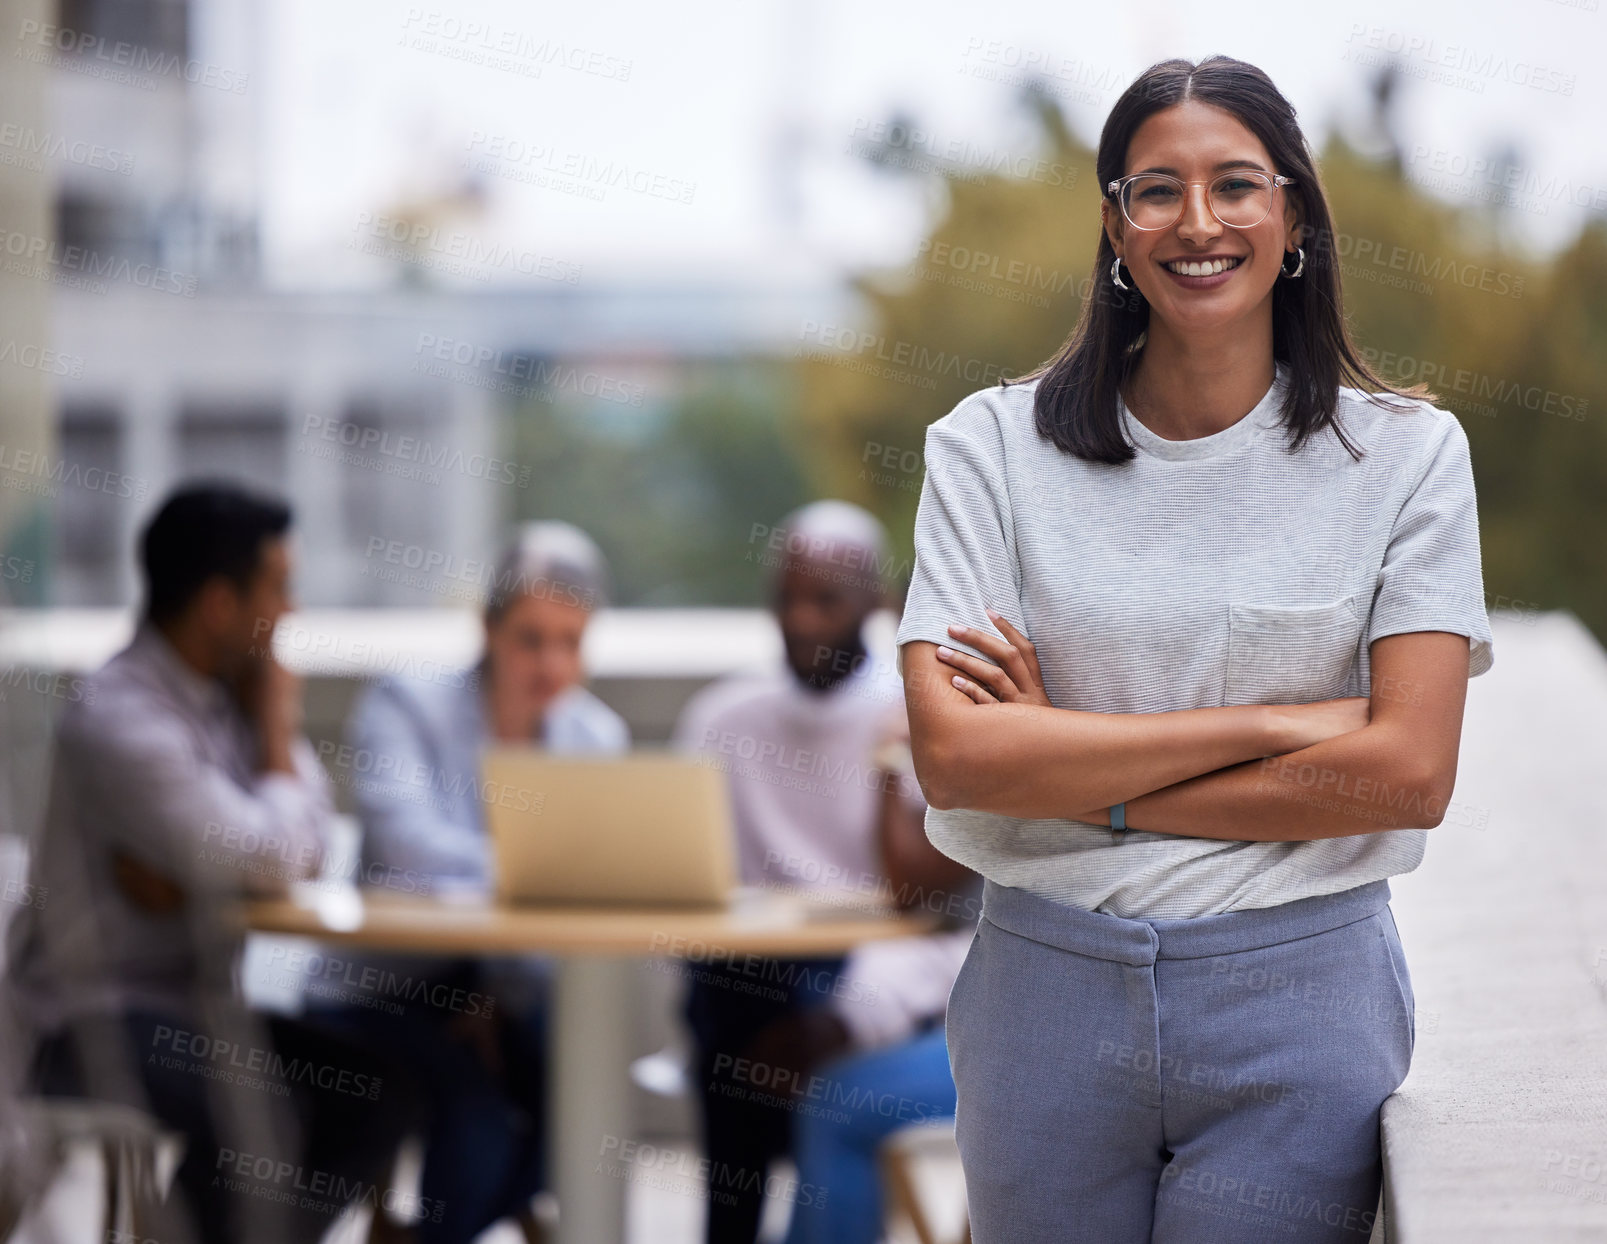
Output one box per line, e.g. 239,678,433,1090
1379,611,1607,1240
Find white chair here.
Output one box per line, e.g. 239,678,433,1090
880,1120,970,1244
1,1098,184,1242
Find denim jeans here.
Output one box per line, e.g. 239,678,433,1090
781,1024,958,1244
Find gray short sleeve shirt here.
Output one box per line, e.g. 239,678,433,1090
894,362,1494,918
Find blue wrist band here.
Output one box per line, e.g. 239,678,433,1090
1110,802,1127,833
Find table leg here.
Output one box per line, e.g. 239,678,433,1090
551,955,637,1244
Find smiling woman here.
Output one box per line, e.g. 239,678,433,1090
1018,59,1434,460
894,55,1495,1244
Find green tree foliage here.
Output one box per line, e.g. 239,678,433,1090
794,92,1103,603
1319,140,1607,632
794,90,1607,639
505,360,812,605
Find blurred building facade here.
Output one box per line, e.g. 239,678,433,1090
31,0,845,608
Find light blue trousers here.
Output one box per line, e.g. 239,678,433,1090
946,878,1414,1244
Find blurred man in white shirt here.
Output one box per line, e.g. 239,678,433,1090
673,501,978,1244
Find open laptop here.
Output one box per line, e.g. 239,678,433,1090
481,748,738,907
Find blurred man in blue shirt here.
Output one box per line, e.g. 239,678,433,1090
6,482,417,1244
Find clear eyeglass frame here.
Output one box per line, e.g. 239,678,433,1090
1105,171,1297,232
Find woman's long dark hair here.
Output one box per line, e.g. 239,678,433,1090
1012,55,1432,464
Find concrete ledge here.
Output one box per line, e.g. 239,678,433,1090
1381,612,1607,1241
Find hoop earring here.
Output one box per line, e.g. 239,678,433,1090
1280,246,1305,279
1111,256,1129,290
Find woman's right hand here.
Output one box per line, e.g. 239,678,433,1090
1266,697,1371,755
935,609,1053,709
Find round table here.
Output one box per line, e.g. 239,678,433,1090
241,885,940,1244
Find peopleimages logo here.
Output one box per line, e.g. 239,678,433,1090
0,124,134,175
1357,348,1587,422
149,1025,385,1101
0,340,85,376
14,18,251,93
464,132,696,204
312,739,543,816
409,333,647,406
0,443,148,501
1341,24,1576,96
0,225,198,295
347,211,583,285
300,413,533,488
847,117,1077,189
398,10,633,83
212,1149,446,1223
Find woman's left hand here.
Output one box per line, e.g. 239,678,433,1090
936,608,1052,708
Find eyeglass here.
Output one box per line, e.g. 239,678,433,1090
1105,170,1296,232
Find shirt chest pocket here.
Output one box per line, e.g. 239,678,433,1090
1224,595,1363,706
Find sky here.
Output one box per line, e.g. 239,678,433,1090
257,0,1607,291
